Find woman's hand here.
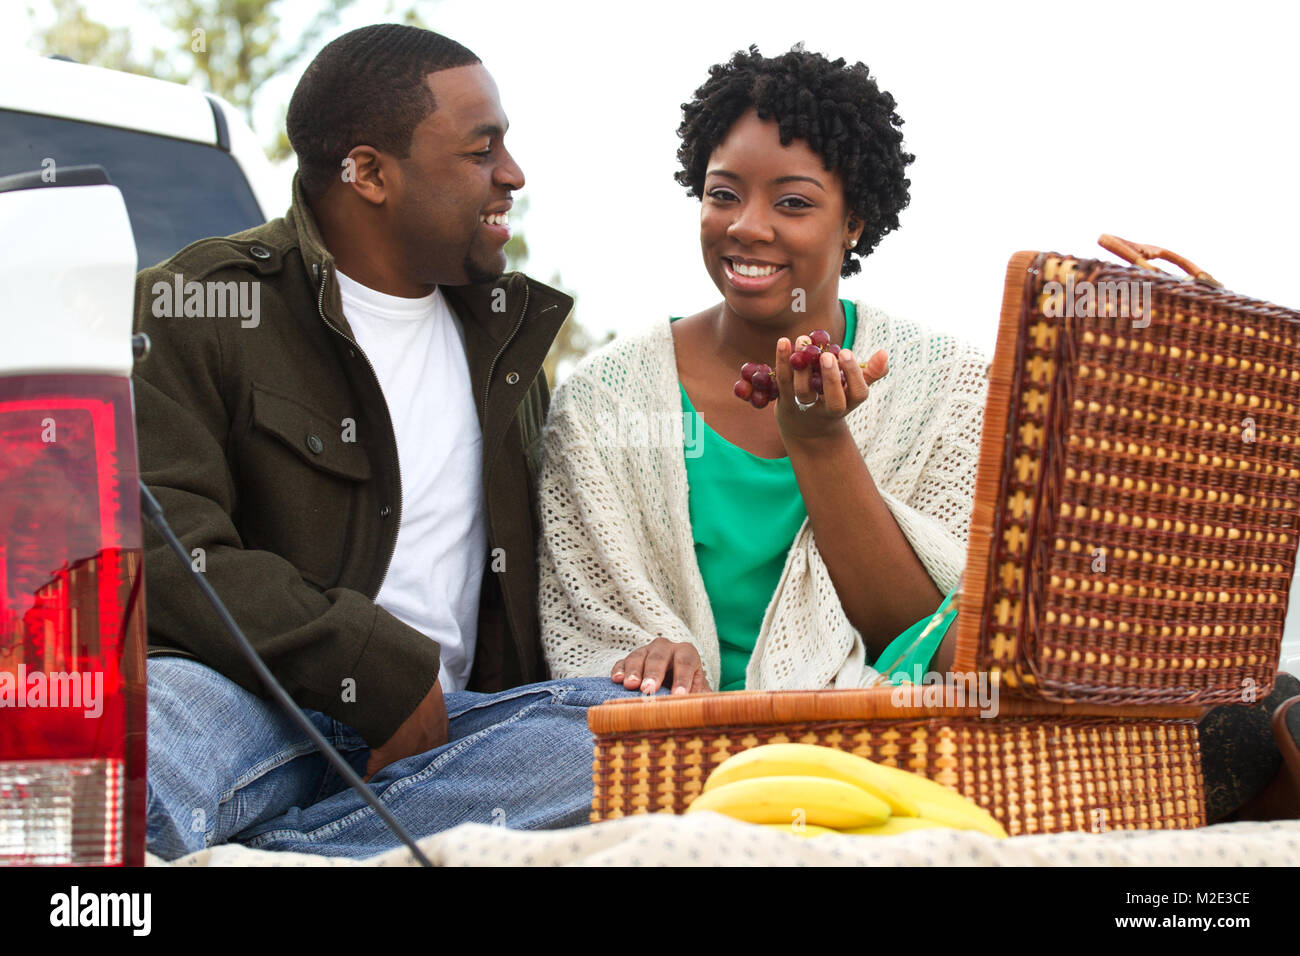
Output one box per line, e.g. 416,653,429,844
768,333,942,656
611,638,712,695
773,335,888,443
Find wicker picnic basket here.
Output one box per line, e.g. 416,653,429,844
587,237,1300,835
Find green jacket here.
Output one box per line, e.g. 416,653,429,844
133,176,573,746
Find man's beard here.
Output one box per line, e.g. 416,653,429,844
463,251,504,285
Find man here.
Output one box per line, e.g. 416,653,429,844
136,24,638,860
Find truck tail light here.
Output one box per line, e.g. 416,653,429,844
0,374,146,866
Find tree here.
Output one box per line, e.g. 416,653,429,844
542,298,615,385
28,0,161,75
29,0,354,159
503,198,612,384
503,197,531,274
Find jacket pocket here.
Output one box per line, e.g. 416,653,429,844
240,382,373,589
250,383,371,481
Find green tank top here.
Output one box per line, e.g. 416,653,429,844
674,301,954,689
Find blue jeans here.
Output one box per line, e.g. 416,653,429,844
145,657,647,860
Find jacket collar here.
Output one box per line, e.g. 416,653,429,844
281,172,574,348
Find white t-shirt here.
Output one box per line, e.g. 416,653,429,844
336,269,487,693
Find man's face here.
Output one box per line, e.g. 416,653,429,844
387,64,523,286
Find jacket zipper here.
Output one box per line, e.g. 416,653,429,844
478,281,531,672
482,281,529,422
316,263,402,599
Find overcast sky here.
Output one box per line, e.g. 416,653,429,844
314,0,1300,359
20,0,1297,354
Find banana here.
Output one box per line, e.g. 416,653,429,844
865,762,993,817
761,823,837,838
842,816,951,836
703,743,919,816
913,799,1008,838
703,743,1007,836
686,775,891,829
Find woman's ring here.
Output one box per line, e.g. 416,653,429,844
794,395,818,412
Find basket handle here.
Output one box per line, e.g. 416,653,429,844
1097,234,1223,289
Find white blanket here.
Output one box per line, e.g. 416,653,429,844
153,815,1300,867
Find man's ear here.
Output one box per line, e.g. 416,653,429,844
340,146,388,206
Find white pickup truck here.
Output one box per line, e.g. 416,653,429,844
0,53,278,865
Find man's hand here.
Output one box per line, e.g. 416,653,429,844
363,680,448,782
611,638,711,695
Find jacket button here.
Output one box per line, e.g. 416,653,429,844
249,245,271,260
379,504,392,518
506,371,520,385
305,434,324,454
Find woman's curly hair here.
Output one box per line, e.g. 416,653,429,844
675,45,914,278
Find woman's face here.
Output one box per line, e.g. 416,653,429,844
700,108,862,322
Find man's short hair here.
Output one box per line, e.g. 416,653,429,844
287,24,480,199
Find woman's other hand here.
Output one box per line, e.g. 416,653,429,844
611,638,712,695
773,335,888,442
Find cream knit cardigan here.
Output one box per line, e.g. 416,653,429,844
537,303,991,691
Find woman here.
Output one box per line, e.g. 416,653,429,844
537,46,989,696
533,45,1300,827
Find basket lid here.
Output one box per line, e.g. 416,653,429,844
587,684,1206,734
952,250,1300,706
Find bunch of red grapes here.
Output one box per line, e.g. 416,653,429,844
732,329,848,409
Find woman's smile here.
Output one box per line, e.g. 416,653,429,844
722,256,789,291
